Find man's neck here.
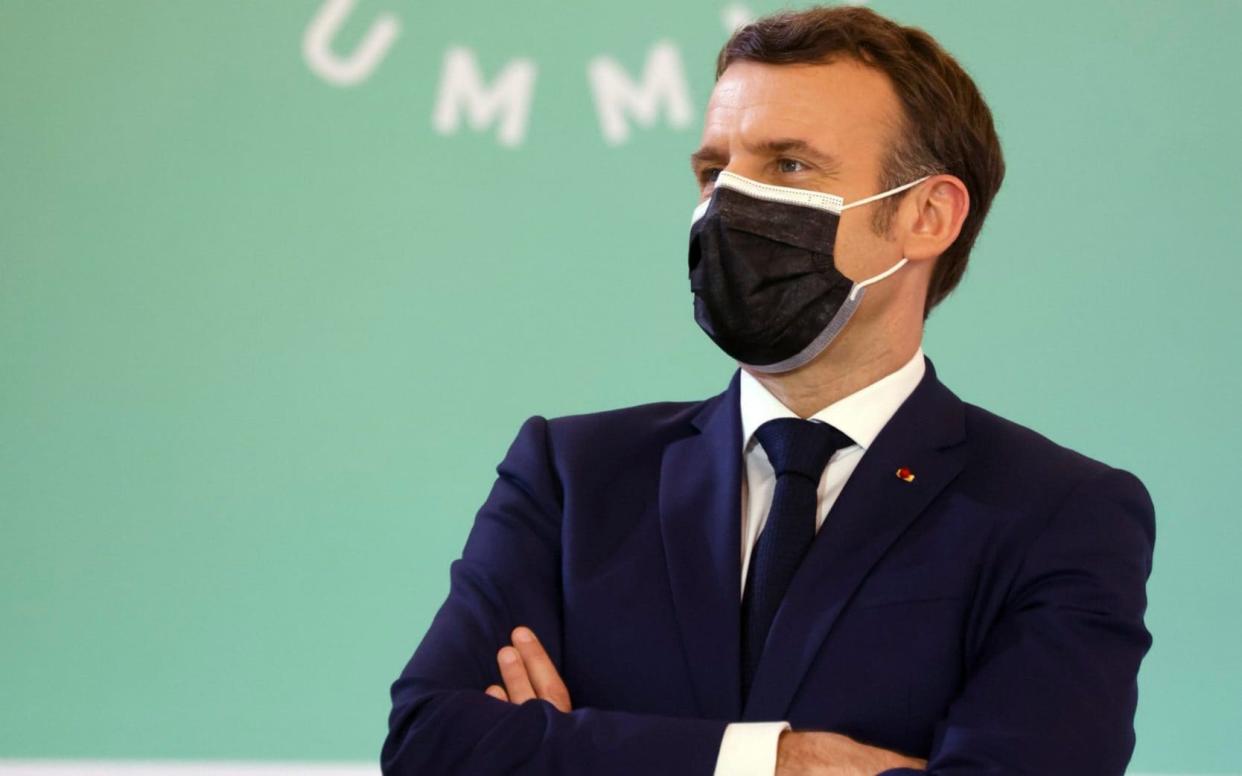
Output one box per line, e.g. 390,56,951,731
743,339,921,419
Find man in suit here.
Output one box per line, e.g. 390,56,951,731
382,6,1155,775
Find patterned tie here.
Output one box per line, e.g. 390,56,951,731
740,417,854,707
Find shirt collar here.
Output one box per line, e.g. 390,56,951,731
739,347,926,453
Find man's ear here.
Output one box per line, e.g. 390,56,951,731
901,174,969,263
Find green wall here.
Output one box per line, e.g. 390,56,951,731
1,0,1238,771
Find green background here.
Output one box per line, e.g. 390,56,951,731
1,0,1238,771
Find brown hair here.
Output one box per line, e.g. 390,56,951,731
717,6,1005,318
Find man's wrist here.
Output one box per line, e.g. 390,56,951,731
775,730,929,775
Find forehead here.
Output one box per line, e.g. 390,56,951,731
701,58,901,169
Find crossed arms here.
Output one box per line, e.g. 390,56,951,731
381,415,1156,775
480,623,927,775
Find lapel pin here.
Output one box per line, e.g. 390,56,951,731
895,467,915,483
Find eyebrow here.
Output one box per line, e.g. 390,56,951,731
689,137,843,177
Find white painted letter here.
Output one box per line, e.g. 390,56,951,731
721,3,755,32
432,47,537,148
303,0,400,87
588,41,693,146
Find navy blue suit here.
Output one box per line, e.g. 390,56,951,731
382,358,1155,775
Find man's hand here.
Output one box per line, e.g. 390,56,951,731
484,626,573,713
776,730,927,776
483,627,926,776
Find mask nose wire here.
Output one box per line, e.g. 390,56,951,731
691,197,711,224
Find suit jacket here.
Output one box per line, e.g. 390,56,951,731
382,358,1155,775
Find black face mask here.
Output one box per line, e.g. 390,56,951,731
687,170,927,374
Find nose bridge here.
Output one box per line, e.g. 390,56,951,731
722,129,766,181
700,116,763,182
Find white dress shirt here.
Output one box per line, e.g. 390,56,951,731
712,347,927,776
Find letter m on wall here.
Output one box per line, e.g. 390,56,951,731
433,47,537,148
589,41,693,146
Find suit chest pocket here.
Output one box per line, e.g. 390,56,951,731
850,561,974,609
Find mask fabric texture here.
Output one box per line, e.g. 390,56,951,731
687,170,927,373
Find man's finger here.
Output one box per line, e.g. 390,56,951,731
484,684,509,702
497,646,535,704
511,626,572,712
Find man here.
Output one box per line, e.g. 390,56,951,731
382,7,1155,775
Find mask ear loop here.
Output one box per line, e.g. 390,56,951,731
839,175,930,212
848,258,908,301
839,175,931,301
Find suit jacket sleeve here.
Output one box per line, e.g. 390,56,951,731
878,467,1156,776
381,415,729,776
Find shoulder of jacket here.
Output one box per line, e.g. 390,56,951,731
962,401,1112,477
954,401,1149,523
542,397,705,448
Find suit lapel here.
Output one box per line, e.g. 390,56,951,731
741,358,969,721
658,370,743,720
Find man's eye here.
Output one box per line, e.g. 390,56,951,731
701,167,722,184
778,158,807,173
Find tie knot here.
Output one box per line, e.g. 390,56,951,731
754,417,853,480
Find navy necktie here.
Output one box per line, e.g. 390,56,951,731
740,417,854,707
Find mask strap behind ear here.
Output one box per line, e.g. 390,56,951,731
840,175,930,211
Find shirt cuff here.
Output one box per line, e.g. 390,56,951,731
712,720,791,776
